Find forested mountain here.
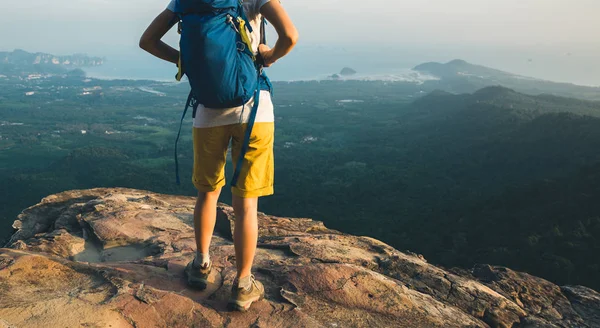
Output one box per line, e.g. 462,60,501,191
260,84,600,289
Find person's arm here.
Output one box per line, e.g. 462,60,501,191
258,1,299,67
139,9,179,65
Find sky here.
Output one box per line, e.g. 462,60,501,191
1,0,600,84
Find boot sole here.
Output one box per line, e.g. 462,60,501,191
227,293,265,312
187,279,208,290
184,267,210,290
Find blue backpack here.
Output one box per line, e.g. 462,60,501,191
172,0,272,187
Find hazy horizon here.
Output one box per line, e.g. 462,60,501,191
2,0,600,85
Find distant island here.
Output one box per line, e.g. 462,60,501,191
413,59,519,80
0,49,104,77
329,67,357,79
340,67,357,76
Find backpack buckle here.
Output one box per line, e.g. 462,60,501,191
236,42,246,52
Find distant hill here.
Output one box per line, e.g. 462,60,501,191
0,49,104,76
414,59,600,101
414,85,600,119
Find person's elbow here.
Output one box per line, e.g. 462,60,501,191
283,29,299,47
139,35,153,51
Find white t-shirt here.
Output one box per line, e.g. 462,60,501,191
167,0,274,128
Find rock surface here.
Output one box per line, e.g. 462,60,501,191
1,188,598,328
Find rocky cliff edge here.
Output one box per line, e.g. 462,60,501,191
1,188,599,328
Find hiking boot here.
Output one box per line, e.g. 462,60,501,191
184,258,212,290
228,274,265,312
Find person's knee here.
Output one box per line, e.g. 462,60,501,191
232,195,258,216
197,188,221,203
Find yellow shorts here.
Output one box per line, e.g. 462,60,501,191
192,122,274,198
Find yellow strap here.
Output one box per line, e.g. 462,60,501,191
176,55,183,81
237,17,256,61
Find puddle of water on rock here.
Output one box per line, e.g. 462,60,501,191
73,240,155,263
102,244,155,262
73,240,103,263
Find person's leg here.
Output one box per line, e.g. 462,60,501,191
193,188,222,266
231,195,259,280
227,121,273,310
188,125,231,272
230,122,274,281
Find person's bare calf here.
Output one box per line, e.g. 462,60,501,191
193,189,221,267
227,195,265,311
232,195,258,281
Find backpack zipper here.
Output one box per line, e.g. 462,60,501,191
226,15,240,33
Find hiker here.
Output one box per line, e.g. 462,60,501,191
139,0,298,312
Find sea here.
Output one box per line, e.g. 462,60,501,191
83,44,600,86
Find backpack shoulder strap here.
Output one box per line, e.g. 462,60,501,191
230,18,268,188
230,70,262,188
174,91,197,185
260,17,266,45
